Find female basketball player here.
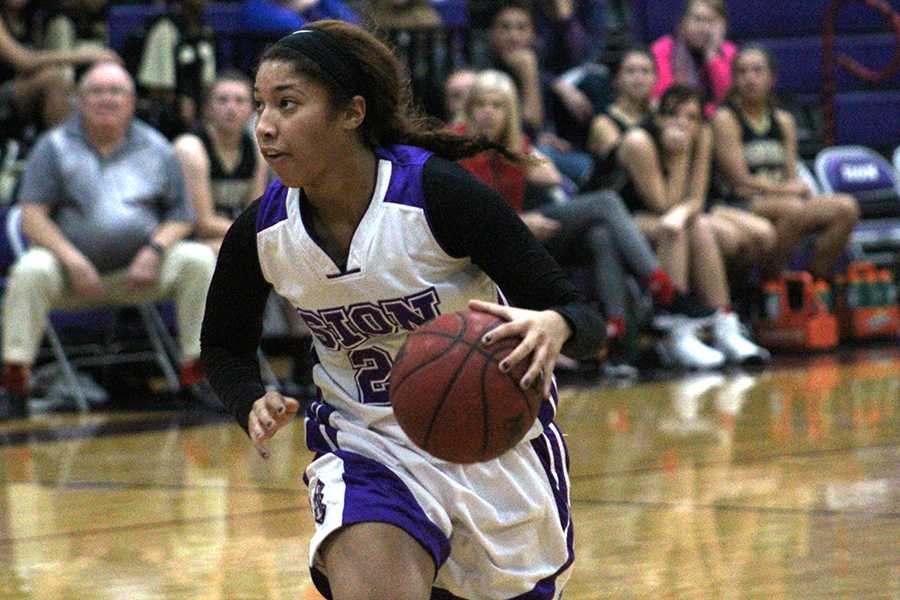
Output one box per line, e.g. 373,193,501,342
174,71,268,253
617,84,769,367
711,46,859,280
200,21,605,600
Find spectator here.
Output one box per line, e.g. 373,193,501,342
532,0,605,74
370,0,441,30
712,45,859,281
457,71,560,212
533,0,611,155
477,0,596,187
41,0,110,82
136,0,216,138
618,85,769,367
0,62,217,420
442,67,476,125
174,71,268,253
0,0,117,140
239,0,360,35
584,47,657,191
651,0,735,118
478,1,544,135
459,70,715,374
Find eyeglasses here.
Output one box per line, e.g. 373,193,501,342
81,86,133,98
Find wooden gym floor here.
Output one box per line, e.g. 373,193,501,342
0,344,897,599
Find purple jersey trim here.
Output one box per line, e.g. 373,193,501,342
255,180,289,232
376,144,457,258
376,144,432,209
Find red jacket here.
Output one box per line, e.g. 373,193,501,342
455,125,531,214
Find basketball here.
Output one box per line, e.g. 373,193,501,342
389,309,543,463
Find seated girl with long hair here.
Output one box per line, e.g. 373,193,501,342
617,84,770,367
174,71,269,253
711,45,859,281
584,47,657,191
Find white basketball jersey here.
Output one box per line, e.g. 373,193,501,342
254,145,549,452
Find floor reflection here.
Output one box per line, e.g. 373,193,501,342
0,349,897,599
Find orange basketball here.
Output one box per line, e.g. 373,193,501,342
389,310,542,463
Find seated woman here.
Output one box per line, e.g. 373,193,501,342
174,71,268,253
651,0,735,118
458,70,714,374
712,45,859,281
584,47,657,191
618,84,770,367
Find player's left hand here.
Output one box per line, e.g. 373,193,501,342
469,299,572,399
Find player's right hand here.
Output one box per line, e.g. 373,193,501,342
248,391,300,459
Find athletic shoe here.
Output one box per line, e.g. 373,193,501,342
655,319,726,370
711,311,771,365
653,290,717,328
600,361,639,381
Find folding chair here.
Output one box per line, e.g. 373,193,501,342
815,145,900,267
2,205,181,412
796,160,822,196
815,145,900,218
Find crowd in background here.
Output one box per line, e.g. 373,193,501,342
0,0,874,418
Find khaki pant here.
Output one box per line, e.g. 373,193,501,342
2,242,216,365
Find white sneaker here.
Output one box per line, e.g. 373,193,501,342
656,319,726,370
712,312,771,365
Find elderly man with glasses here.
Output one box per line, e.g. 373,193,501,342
1,61,217,419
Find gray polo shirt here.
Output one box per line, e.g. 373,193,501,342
18,116,195,273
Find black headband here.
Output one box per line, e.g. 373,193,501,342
275,28,366,98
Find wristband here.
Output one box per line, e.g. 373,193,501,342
148,241,166,256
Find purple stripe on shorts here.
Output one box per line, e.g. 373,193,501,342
531,424,570,528
337,449,451,566
508,524,575,600
538,386,559,427
304,420,339,453
305,450,452,599
520,423,574,599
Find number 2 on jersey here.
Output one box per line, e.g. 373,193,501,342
349,347,393,405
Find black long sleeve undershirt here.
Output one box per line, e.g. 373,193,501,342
201,156,605,433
